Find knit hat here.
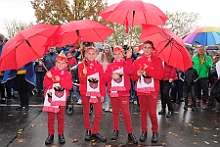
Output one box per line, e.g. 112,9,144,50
56,51,68,62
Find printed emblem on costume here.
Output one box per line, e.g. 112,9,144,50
88,77,99,89
113,73,123,83
54,86,65,98
47,92,52,103
142,74,152,84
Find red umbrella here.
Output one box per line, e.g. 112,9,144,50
45,19,114,47
99,0,167,49
0,24,58,71
139,24,192,72
99,0,167,26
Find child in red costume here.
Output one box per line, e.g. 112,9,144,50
104,46,138,144
66,51,77,67
132,40,164,143
78,46,107,142
43,51,72,145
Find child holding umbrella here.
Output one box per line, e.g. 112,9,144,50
43,51,72,145
78,46,107,142
104,46,138,144
132,40,164,143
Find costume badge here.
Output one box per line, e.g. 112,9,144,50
88,77,99,89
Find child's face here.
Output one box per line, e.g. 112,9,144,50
66,53,72,58
56,60,68,70
113,51,123,61
86,49,97,61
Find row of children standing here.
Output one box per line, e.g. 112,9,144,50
43,40,164,145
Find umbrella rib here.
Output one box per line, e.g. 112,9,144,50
92,28,103,42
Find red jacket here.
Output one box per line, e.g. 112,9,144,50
132,54,164,96
104,58,133,97
43,66,72,99
67,58,77,67
163,63,178,81
78,60,105,97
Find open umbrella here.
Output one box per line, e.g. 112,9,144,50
182,26,220,46
140,24,192,72
0,24,58,71
99,0,167,49
206,45,220,50
45,19,114,48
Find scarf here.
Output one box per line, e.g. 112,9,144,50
110,59,126,97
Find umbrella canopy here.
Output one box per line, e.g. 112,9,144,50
45,19,114,47
99,0,167,26
206,45,220,50
182,26,220,46
0,24,58,71
140,24,192,72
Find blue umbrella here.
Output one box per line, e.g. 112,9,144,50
182,26,220,46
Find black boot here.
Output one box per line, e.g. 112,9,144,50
58,134,65,144
151,132,158,143
166,110,173,118
158,109,166,115
139,132,147,142
111,130,119,140
45,134,54,145
128,133,138,144
84,130,91,141
91,133,107,142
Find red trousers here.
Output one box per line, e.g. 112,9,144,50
47,106,65,135
138,95,158,133
110,96,133,133
81,95,102,134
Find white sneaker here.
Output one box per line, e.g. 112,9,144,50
76,99,82,105
133,101,138,105
104,102,110,112
102,102,106,110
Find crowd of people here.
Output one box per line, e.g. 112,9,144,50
0,32,220,145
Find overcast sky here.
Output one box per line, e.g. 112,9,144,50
0,0,220,37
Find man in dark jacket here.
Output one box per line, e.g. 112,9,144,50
43,47,58,71
180,64,199,111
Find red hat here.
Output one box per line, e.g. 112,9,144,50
56,51,68,62
113,46,125,56
85,46,97,52
65,51,72,56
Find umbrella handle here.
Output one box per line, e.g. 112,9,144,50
129,11,135,51
148,38,173,67
26,40,57,82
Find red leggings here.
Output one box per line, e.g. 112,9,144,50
81,95,102,134
110,96,133,134
47,106,65,135
138,95,158,133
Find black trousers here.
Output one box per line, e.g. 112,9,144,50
0,82,11,99
161,81,173,111
15,75,29,107
195,78,209,103
183,84,196,107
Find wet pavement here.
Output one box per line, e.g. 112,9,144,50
0,94,220,147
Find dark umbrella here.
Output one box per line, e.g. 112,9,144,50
184,44,193,50
206,45,220,50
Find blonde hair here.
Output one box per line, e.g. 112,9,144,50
101,44,113,63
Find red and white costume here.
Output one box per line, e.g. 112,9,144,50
132,54,164,133
104,51,134,134
43,56,72,135
78,59,105,134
